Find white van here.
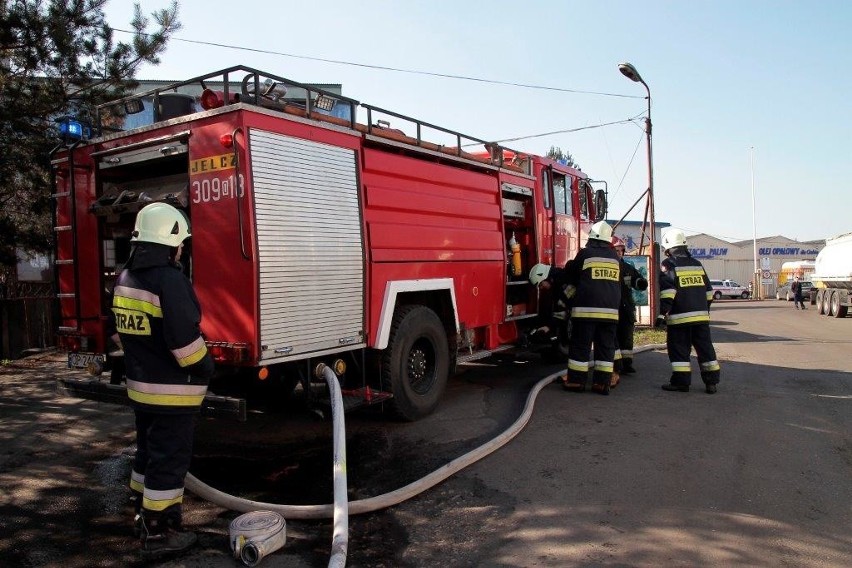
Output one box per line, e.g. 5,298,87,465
709,279,750,299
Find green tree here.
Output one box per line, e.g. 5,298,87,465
546,145,579,169
0,0,181,269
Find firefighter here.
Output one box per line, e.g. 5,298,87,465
656,228,721,393
529,262,572,309
611,236,648,376
529,262,573,355
561,221,621,395
112,202,215,557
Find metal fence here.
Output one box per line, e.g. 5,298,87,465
1,283,55,360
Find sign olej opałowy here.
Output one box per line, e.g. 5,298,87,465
757,246,821,256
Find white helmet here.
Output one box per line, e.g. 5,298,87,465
588,221,613,243
529,263,551,286
131,202,191,247
661,228,687,252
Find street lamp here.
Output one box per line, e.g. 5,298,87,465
750,147,759,299
618,62,658,321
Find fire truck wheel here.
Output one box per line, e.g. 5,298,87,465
382,305,450,422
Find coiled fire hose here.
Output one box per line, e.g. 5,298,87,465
229,510,287,567
186,345,663,565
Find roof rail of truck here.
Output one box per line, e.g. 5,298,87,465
94,65,531,175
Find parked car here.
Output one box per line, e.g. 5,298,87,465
709,279,751,299
775,280,813,302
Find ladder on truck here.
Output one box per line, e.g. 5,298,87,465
49,142,91,340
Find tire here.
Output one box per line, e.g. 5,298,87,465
713,291,722,300
830,290,847,318
382,305,450,421
741,291,750,299
816,290,826,315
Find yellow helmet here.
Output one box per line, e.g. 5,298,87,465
131,203,191,247
528,263,551,286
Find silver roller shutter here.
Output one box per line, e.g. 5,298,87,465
249,129,365,362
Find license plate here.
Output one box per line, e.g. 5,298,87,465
68,352,106,369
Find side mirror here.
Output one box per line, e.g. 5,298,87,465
594,189,608,221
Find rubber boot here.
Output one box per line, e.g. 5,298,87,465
131,490,143,537
139,513,197,558
610,372,620,388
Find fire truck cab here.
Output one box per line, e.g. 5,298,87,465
53,66,607,421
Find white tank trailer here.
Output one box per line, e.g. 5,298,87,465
810,232,852,318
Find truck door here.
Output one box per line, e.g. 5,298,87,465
538,166,578,268
576,177,595,247
552,170,578,268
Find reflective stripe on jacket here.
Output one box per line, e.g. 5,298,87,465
659,251,712,326
565,240,621,321
112,243,214,413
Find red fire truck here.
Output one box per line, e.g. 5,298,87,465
53,66,607,421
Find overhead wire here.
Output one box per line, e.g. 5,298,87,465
486,114,643,145
610,130,645,199
112,29,642,100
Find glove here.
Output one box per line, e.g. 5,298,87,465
635,277,648,291
654,315,667,329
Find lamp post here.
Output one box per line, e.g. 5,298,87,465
618,62,658,321
750,147,759,299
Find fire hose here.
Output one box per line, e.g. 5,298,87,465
186,345,663,566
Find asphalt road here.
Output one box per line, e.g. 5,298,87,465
1,299,850,567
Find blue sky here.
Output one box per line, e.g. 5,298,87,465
105,0,851,242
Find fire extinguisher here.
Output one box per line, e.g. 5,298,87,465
509,233,522,277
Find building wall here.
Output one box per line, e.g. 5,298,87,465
686,234,824,294
606,223,826,297
609,220,671,255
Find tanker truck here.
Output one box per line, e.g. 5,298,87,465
811,232,852,318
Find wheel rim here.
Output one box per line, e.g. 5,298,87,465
406,338,436,395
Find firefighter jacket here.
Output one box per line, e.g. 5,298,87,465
659,248,714,326
618,258,648,320
112,243,214,413
563,239,621,322
545,265,573,312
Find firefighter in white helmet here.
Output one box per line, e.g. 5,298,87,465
112,202,215,557
559,221,621,394
611,236,648,377
528,263,551,287
657,228,720,393
529,262,574,349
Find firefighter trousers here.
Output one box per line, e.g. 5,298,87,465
615,318,635,371
567,319,617,386
666,324,721,387
131,411,196,531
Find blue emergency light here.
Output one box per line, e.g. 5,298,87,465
57,117,90,140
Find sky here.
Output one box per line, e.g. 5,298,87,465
103,0,852,243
